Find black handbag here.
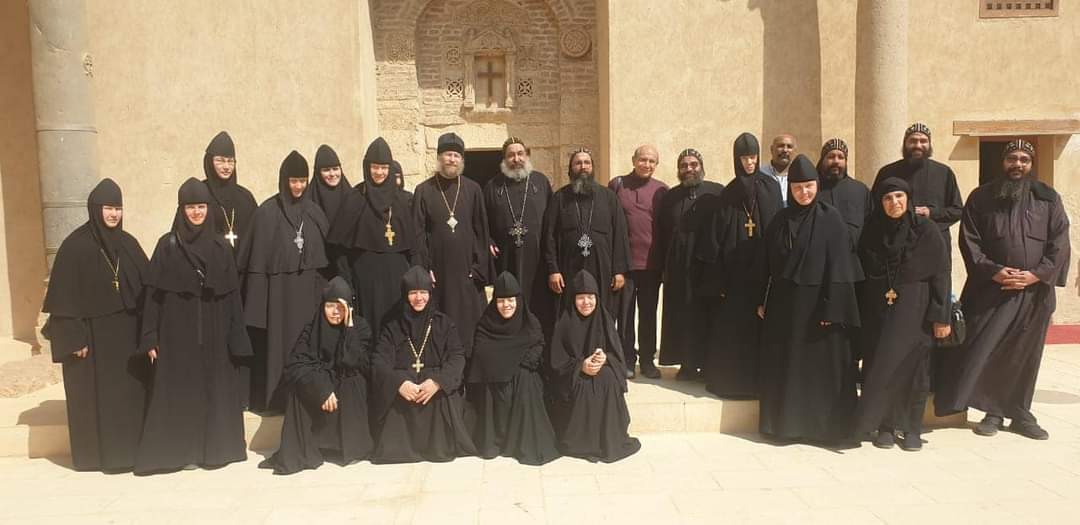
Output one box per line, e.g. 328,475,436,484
937,300,966,348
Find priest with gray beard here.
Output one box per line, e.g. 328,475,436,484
484,137,555,340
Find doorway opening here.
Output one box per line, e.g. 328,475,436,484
979,135,1038,186
463,149,502,188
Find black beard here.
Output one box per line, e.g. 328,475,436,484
823,168,843,183
995,176,1029,203
679,170,704,187
570,173,595,195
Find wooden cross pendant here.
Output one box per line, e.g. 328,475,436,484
744,218,756,238
412,359,425,374
224,230,238,247
385,224,396,246
885,288,898,306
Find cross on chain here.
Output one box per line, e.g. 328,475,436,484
224,230,238,247
509,221,528,248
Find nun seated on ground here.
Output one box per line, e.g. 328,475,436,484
547,269,641,463
259,276,375,475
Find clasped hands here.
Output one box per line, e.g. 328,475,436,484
549,273,625,294
993,266,1039,291
581,348,606,376
398,378,441,405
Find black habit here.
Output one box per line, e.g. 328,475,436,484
935,177,1070,422
310,144,352,281
873,158,963,251
818,174,872,246
260,277,375,474
466,272,560,465
202,131,258,252
41,179,149,472
238,151,329,411
135,178,253,474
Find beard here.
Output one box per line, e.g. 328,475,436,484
678,169,705,187
995,175,1030,203
902,145,933,168
570,171,596,195
500,158,533,182
437,158,465,179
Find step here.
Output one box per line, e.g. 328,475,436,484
0,337,35,367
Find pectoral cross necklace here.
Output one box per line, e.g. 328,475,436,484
100,249,120,292
293,219,305,253
436,176,461,233
221,206,238,247
884,260,898,306
742,201,757,238
384,206,396,246
503,174,530,248
574,198,595,258
407,318,434,375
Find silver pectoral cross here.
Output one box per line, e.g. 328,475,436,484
447,214,458,234
293,231,304,253
509,221,528,248
224,229,238,247
577,233,593,257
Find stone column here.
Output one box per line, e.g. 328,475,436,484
28,0,99,267
854,0,908,183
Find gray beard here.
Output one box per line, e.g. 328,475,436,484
679,170,705,187
996,176,1029,202
437,158,465,180
500,159,533,182
570,173,595,195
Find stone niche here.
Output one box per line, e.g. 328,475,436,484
372,0,598,189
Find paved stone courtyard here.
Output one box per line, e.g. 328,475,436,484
1,345,1078,524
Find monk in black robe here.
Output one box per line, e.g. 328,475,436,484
202,131,258,251
310,144,352,281
935,140,1070,441
260,277,375,474
696,133,782,398
135,178,252,474
548,270,640,462
757,155,862,443
412,133,493,354
542,149,629,332
854,178,950,451
484,137,555,341
371,266,476,462
328,138,418,337
41,179,149,472
655,148,723,379
816,139,872,245
466,272,559,465
238,151,329,412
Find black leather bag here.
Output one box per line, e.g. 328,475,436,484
937,300,966,348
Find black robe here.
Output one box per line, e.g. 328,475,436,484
818,175,872,246
542,185,631,316
873,159,963,249
757,200,862,441
204,173,257,254
483,171,555,339
853,213,949,434
696,173,782,398
371,309,476,462
42,220,149,472
261,313,374,474
935,180,1070,420
413,175,494,353
655,180,723,368
135,233,252,474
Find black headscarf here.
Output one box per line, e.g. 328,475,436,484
859,177,942,284
325,137,414,253
568,270,622,361
468,272,544,383
315,276,354,366
400,265,435,344
42,179,149,317
203,131,245,213
309,144,351,223
145,178,239,295
278,150,310,225
726,132,762,205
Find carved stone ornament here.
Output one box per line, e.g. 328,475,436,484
446,46,462,66
560,28,591,58
386,34,415,62
456,0,529,28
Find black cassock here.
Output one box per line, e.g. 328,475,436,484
136,181,253,474
818,175,872,246
935,180,1070,421
484,171,555,339
758,196,862,442
202,131,258,253
696,169,782,398
261,296,374,474
371,302,475,462
542,184,630,317
309,144,352,282
41,179,149,472
413,175,493,353
655,180,723,368
547,271,640,462
853,205,949,435
873,159,963,251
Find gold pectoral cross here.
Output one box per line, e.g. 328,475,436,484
385,224,396,246
112,279,120,292
412,359,425,374
745,217,756,238
885,288,898,306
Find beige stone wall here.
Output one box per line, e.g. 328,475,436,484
84,0,379,249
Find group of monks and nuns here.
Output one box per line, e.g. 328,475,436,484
135,178,252,474
238,151,329,412
327,138,416,336
543,149,630,360
853,178,950,451
42,179,149,472
655,148,723,380
757,155,862,444
466,272,560,465
548,270,640,462
697,133,781,398
484,137,555,342
760,134,797,206
413,132,493,354
202,131,258,252
936,139,1071,440
261,277,375,474
371,266,476,462
609,145,668,379
816,139,872,245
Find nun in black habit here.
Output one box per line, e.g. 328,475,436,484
756,155,862,444
547,270,640,462
309,144,351,282
202,131,258,251
326,137,417,337
41,179,149,472
370,266,476,463
696,133,782,398
466,272,560,465
135,178,252,474
237,150,329,412
853,178,950,451
260,277,375,474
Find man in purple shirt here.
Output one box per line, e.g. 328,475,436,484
609,145,668,379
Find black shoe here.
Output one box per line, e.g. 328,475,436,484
640,362,662,379
626,367,636,379
974,415,1004,437
899,432,923,451
675,366,698,381
1008,421,1050,440
873,430,895,449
